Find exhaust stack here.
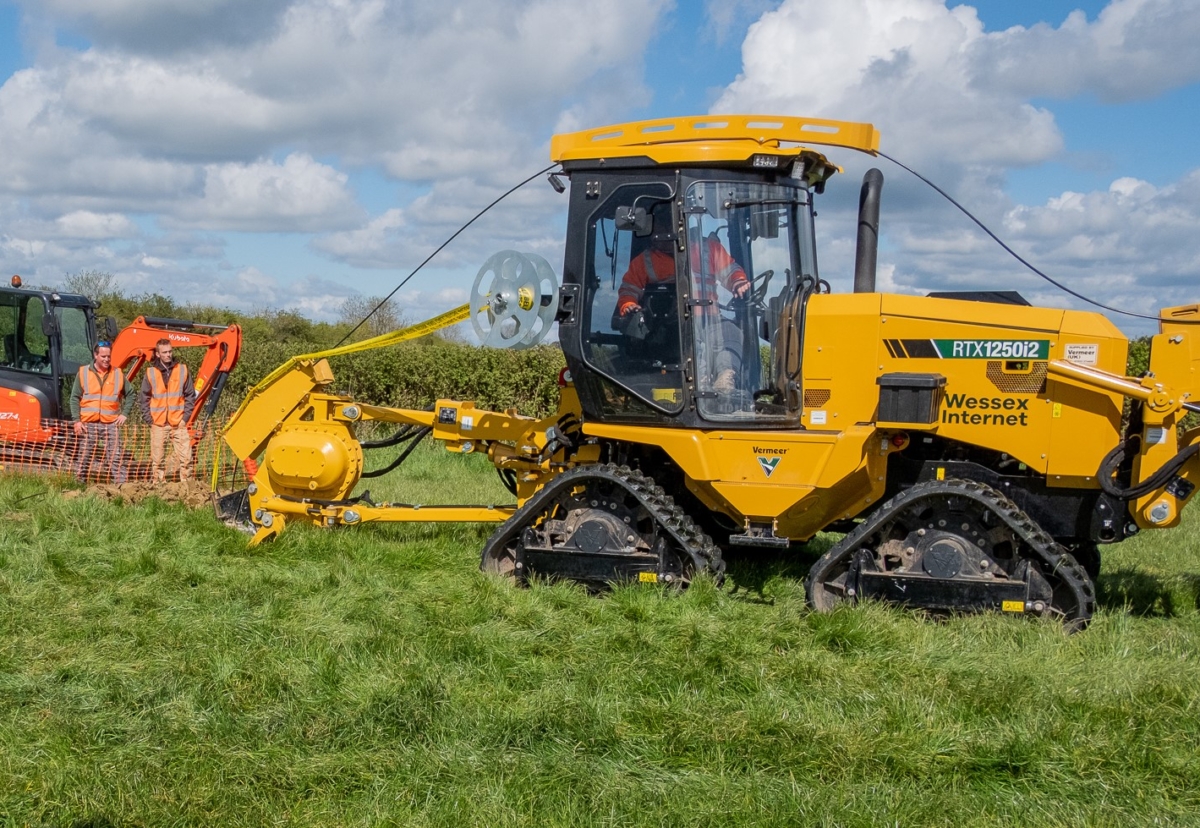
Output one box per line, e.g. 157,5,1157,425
854,168,884,293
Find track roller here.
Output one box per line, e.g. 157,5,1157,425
480,464,723,589
805,478,1096,631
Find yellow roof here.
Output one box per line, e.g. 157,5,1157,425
550,114,880,167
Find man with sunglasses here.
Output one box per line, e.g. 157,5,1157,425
70,340,134,484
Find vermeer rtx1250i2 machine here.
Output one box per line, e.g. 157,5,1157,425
221,115,1200,630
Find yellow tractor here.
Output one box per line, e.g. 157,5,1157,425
220,115,1200,630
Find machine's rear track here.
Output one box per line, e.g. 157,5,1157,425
805,478,1096,631
480,464,723,588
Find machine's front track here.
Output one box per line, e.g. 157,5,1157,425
806,478,1096,631
480,464,723,589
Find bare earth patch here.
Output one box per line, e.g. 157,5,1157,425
63,479,213,509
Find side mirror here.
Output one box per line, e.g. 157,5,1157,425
614,206,653,237
104,316,118,341
41,313,59,338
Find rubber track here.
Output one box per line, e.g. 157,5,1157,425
479,463,724,581
805,478,1096,629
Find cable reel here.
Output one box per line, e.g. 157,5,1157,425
471,250,559,349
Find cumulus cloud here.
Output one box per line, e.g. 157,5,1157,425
24,0,293,54
977,0,1200,103
713,0,1200,331
0,0,671,313
54,211,139,239
167,154,362,232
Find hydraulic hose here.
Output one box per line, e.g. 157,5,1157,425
361,427,432,478
1097,435,1200,501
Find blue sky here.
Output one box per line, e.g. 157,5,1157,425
0,0,1197,336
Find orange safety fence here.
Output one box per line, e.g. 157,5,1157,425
0,417,240,487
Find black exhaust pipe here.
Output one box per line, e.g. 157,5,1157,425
853,168,884,293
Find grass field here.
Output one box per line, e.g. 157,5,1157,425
2,443,1199,826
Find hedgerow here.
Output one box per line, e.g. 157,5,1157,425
81,281,1162,423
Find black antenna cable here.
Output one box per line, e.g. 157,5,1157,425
878,150,1199,326
337,162,560,346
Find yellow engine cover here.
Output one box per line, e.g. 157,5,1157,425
264,424,362,498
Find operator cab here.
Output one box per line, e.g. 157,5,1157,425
0,280,99,420
560,169,817,429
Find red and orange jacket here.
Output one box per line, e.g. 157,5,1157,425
616,239,747,317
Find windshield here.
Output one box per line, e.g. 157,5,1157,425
57,306,93,374
684,180,814,421
0,293,52,374
580,181,684,419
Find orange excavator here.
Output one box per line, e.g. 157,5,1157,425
0,276,242,468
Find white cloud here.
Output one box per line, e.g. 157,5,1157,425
0,0,670,309
716,0,1061,170
167,154,361,232
24,0,293,54
976,0,1200,103
54,211,139,239
713,0,1200,332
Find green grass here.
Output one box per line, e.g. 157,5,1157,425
2,448,1200,827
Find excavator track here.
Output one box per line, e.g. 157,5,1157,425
805,478,1096,631
480,464,723,589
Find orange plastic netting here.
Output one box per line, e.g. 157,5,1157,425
0,417,240,487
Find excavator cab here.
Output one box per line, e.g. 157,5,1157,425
560,167,815,430
0,282,98,423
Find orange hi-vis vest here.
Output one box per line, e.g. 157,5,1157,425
148,363,188,427
78,365,125,423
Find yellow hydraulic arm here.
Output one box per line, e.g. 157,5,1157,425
1046,306,1200,529
219,305,594,546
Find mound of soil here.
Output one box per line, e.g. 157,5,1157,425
63,479,213,509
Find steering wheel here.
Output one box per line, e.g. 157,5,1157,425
750,268,774,295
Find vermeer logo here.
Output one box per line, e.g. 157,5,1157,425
752,446,787,478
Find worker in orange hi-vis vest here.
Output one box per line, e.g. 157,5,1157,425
138,338,198,483
70,341,135,484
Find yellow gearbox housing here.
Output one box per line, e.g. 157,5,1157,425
263,421,362,500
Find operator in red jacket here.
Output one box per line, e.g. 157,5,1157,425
614,231,750,394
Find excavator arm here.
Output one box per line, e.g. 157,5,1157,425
110,315,243,431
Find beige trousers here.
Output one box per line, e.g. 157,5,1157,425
150,423,192,482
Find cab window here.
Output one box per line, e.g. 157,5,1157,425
0,293,52,374
581,181,684,416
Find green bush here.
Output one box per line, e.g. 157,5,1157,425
63,274,1176,423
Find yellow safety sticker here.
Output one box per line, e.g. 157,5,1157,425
518,286,535,311
638,572,658,583
1052,402,1062,418
936,467,945,481
1002,600,1025,613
